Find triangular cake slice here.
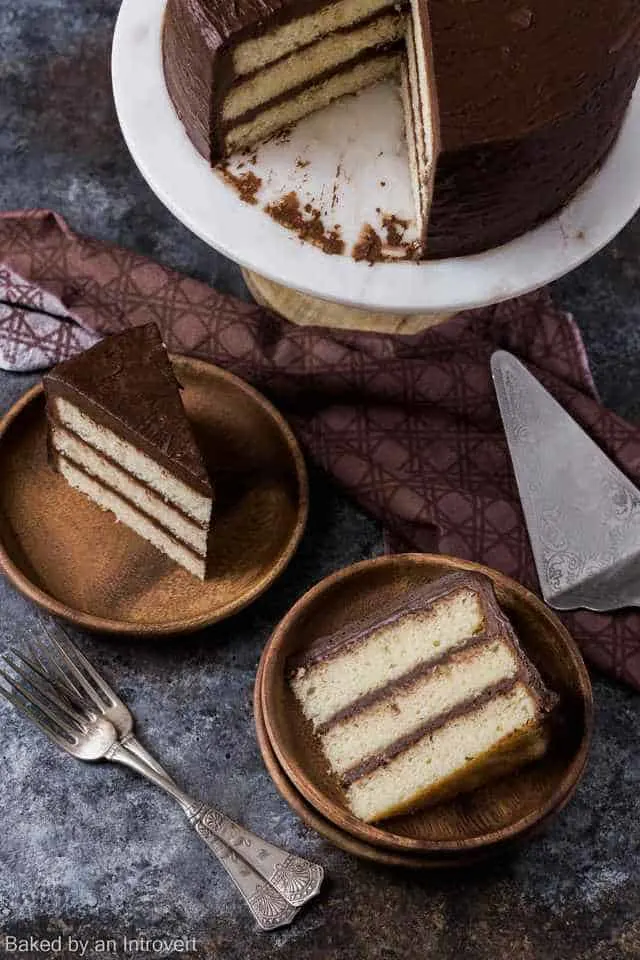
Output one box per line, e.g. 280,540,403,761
289,572,557,823
44,323,214,580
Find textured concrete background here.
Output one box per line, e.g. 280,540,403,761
1,3,639,959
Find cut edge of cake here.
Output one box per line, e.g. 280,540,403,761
163,0,442,254
288,572,557,823
401,0,441,257
289,573,490,728
44,323,214,581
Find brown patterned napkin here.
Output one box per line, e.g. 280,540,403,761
1,210,639,689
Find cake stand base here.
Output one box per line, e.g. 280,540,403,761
242,270,453,334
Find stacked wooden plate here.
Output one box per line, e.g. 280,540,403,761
255,554,593,868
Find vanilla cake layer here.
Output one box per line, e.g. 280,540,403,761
52,397,210,527
290,584,485,728
232,0,399,76
57,457,206,579
320,637,519,775
400,61,424,239
345,682,541,822
226,51,401,152
50,426,208,556
224,12,404,123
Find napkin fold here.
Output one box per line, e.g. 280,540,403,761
1,210,639,689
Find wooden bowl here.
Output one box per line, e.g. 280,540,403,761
255,643,579,868
260,554,593,855
0,356,307,635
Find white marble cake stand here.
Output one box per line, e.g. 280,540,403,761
112,0,640,331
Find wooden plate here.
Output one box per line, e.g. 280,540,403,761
261,554,593,855
0,356,307,635
255,650,582,868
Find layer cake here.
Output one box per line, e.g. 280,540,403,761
289,572,556,823
163,0,640,257
44,324,214,580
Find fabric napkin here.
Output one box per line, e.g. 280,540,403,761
1,209,639,690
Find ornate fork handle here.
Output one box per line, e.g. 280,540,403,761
109,744,323,930
191,805,324,907
191,809,299,931
121,735,323,907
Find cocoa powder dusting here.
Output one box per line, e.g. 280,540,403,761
265,191,345,255
352,225,384,264
353,221,421,264
382,214,410,247
218,165,262,205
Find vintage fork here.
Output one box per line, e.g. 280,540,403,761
0,631,324,931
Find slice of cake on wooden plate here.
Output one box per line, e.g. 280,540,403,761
44,323,214,580
289,572,557,823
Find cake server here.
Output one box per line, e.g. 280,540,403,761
0,632,324,931
491,349,640,611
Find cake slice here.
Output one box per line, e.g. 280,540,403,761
289,573,556,823
44,324,214,580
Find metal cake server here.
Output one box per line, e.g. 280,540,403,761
0,625,324,931
491,349,640,611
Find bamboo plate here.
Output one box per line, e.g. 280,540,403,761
254,643,579,868
0,356,307,635
261,554,593,856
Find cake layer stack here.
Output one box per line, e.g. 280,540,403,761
44,324,214,580
289,573,555,823
163,0,408,157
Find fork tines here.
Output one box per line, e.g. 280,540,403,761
0,619,111,743
0,650,86,747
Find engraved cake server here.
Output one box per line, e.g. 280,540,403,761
492,349,640,611
0,631,324,931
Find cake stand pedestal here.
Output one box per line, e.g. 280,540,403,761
241,269,453,333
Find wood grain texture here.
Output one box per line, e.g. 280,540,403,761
242,269,453,333
0,355,308,635
255,641,585,868
260,554,593,856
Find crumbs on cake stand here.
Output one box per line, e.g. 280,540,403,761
264,191,345,256
353,216,420,264
217,164,262,205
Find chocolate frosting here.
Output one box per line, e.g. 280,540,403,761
162,0,640,256
44,323,213,497
288,571,507,671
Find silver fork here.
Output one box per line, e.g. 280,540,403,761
0,630,324,931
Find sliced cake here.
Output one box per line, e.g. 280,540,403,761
163,0,640,258
289,572,556,823
163,0,408,161
44,324,214,580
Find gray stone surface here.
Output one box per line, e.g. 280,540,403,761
0,3,639,958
